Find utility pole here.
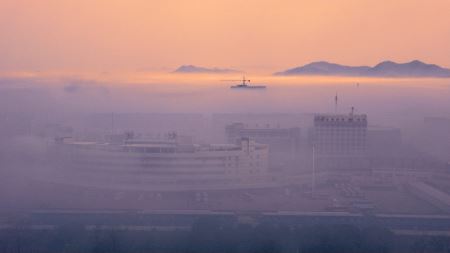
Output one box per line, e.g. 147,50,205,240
312,144,316,196
111,112,115,134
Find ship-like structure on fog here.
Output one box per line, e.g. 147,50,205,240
224,76,266,89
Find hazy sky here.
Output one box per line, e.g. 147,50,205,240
1,0,449,73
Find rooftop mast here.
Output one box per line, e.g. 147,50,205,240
334,92,338,114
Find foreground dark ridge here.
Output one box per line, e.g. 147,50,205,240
1,209,450,253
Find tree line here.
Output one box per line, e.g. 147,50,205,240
0,217,448,253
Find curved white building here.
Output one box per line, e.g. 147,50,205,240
52,136,270,191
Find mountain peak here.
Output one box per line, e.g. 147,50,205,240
308,61,332,65
409,60,424,64
173,65,240,74
275,60,450,78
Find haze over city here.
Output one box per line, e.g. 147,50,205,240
1,1,450,253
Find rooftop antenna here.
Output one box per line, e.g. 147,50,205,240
334,92,338,114
350,106,355,117
241,75,250,85
220,76,251,86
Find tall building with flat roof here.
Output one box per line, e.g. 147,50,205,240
313,113,368,171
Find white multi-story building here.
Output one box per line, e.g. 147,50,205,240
53,135,269,191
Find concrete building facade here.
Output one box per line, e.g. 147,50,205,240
313,113,368,171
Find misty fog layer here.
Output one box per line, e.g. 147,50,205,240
1,73,449,117
1,73,450,253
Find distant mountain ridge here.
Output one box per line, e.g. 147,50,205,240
173,65,240,74
275,60,450,77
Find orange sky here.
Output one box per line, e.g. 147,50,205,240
1,0,449,73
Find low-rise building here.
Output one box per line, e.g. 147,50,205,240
53,134,270,191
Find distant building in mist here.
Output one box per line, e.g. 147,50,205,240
367,126,402,156
367,126,402,168
313,113,368,171
211,113,310,141
225,122,301,152
225,122,302,168
420,117,450,162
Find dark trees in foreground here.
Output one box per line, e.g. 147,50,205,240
0,218,448,253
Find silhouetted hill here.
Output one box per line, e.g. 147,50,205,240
275,60,450,77
173,65,240,74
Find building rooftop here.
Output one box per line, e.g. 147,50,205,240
314,113,367,126
61,138,266,153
